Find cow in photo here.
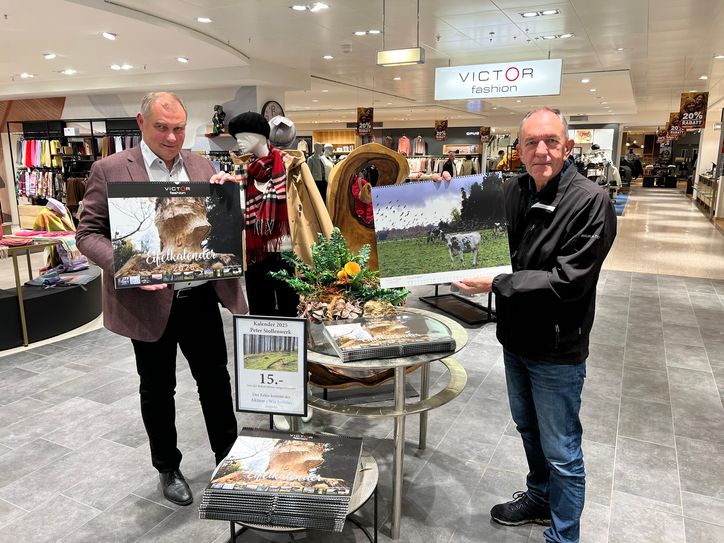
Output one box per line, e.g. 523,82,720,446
427,226,444,243
445,232,481,267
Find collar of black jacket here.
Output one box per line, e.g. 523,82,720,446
518,160,575,214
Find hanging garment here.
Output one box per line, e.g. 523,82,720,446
413,136,426,155
397,136,410,156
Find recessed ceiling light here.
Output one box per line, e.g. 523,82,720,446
197,16,212,23
19,72,34,78
615,47,625,51
542,35,556,40
321,89,329,92
699,75,708,80
715,54,724,59
559,33,574,39
322,55,334,60
61,68,76,75
393,76,401,80
492,107,497,110
312,99,319,103
516,99,521,103
177,57,189,63
354,31,367,36
387,102,393,105
110,64,121,70
601,101,608,105
309,2,328,12
368,29,381,34
121,64,133,70
102,32,117,40
521,11,539,17
581,78,590,83
291,5,306,10
689,89,697,92
43,53,56,60
540,9,560,15
589,88,597,92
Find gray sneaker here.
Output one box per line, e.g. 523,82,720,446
490,491,551,526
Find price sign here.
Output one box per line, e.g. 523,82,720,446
233,316,308,417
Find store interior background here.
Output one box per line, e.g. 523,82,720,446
1,0,724,227
1,1,724,543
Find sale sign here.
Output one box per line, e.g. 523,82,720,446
679,92,708,130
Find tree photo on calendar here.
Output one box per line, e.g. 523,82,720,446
106,181,243,288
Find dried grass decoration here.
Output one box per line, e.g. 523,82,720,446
270,227,408,323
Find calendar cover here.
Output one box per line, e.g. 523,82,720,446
106,181,243,289
371,173,512,288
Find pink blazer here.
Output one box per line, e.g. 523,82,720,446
76,146,248,342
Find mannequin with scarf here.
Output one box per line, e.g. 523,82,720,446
229,112,299,317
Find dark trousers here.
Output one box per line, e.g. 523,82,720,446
131,283,237,472
245,253,299,317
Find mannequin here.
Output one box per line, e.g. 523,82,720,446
306,143,327,202
322,143,335,181
228,111,334,431
230,114,297,318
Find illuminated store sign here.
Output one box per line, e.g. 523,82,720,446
435,59,562,100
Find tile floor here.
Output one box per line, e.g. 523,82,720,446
0,182,723,542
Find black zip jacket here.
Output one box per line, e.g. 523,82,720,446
492,163,617,363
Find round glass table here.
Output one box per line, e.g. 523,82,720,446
305,307,468,539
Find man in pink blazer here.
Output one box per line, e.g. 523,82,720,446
77,92,247,506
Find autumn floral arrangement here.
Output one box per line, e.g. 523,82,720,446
270,228,408,322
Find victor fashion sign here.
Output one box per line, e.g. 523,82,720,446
434,59,563,100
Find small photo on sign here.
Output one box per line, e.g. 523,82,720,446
242,334,299,373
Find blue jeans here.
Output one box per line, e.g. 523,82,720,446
503,350,586,543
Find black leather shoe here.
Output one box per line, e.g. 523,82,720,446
159,469,193,506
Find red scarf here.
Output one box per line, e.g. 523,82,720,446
243,146,289,262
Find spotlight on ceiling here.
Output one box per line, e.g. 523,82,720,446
102,32,117,40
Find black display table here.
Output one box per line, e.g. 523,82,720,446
0,265,102,350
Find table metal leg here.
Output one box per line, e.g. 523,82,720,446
289,416,300,433
391,366,406,540
11,254,30,347
419,363,430,450
25,250,33,281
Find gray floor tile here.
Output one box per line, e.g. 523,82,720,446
676,437,724,500
30,367,129,404
581,364,622,403
0,397,107,449
580,397,619,446
665,343,710,371
618,396,674,447
586,342,624,370
0,438,72,489
0,494,100,542
488,435,528,476
621,366,670,404
681,491,724,527
0,397,52,429
59,494,173,542
608,491,685,543
705,341,724,367
623,342,666,371
579,501,610,543
0,367,39,388
684,517,724,543
0,365,87,406
582,440,615,507
660,304,697,326
663,323,705,348
0,498,25,530
613,437,681,508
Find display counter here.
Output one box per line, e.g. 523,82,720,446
693,174,719,218
0,265,102,350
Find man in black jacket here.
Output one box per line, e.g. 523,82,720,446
454,108,616,543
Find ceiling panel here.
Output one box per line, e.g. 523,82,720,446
1,0,722,130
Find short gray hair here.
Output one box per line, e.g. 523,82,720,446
140,92,187,118
519,107,569,136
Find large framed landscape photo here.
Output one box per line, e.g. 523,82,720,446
107,181,243,288
372,173,512,288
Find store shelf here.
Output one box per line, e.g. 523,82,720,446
693,174,719,218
